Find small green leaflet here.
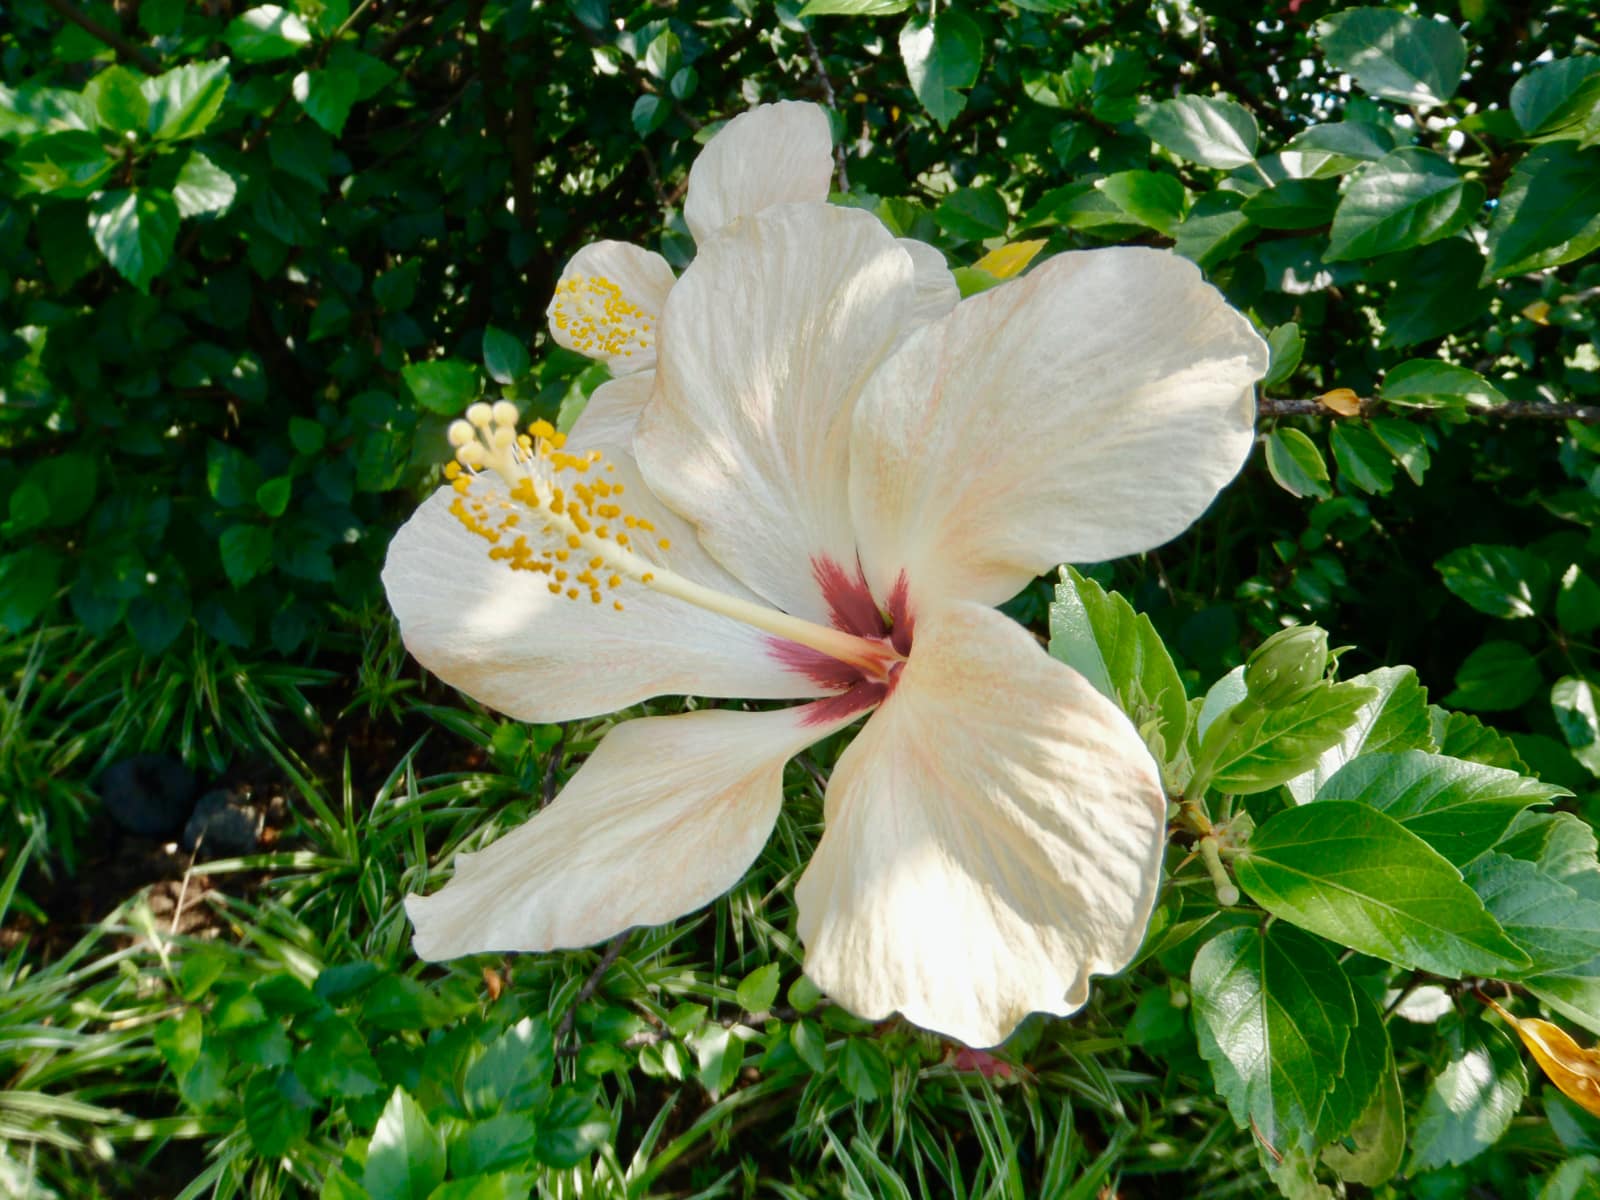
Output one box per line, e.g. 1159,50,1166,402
141,60,230,141
1190,924,1354,1152
1284,666,1434,803
1197,679,1376,795
89,189,181,292
1048,567,1189,770
174,152,237,218
1381,359,1507,410
1436,543,1549,619
1314,749,1566,867
402,359,482,415
1233,801,1530,977
899,12,983,129
363,1088,446,1200
1264,427,1331,501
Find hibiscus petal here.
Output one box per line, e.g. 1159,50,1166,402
795,602,1167,1047
637,203,919,623
569,370,653,452
849,247,1269,610
897,237,960,325
409,701,856,957
684,101,835,244
382,448,827,723
546,240,675,373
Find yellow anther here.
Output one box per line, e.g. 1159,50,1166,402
549,582,562,594
642,572,654,584
658,538,671,550
588,557,604,570
608,574,621,589
567,588,579,600
614,600,624,611
444,461,462,480
550,274,657,361
623,516,637,528
529,419,556,439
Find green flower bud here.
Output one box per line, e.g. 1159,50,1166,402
1244,625,1329,708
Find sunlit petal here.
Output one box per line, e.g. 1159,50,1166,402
637,203,918,622
409,701,859,957
569,370,653,452
795,602,1167,1047
684,101,835,244
381,449,827,723
849,247,1268,610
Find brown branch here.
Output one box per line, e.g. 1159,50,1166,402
804,31,849,191
1260,396,1600,424
41,0,160,73
553,933,629,1048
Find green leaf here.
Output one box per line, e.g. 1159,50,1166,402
141,60,231,141
1436,544,1548,619
1553,677,1600,776
207,440,263,507
1484,144,1600,278
1264,427,1331,501
631,94,668,138
450,1113,539,1176
1198,680,1377,795
1326,149,1482,261
223,5,313,62
219,525,273,587
289,417,327,455
1510,57,1600,141
482,326,530,386
1242,179,1340,231
88,189,180,292
173,151,236,218
1369,417,1430,486
292,68,359,136
127,571,190,654
1315,750,1566,867
14,453,98,528
0,549,62,634
1048,566,1189,767
1319,988,1392,1147
364,1088,446,1200
5,131,115,197
1464,852,1600,974
256,476,292,518
1317,8,1466,108
1284,666,1434,803
402,359,481,415
1190,924,1354,1152
1263,322,1304,388
1445,641,1543,712
1561,566,1600,636
1381,359,1507,410
1330,423,1398,494
934,187,1008,241
1436,709,1529,773
736,964,782,1014
1172,192,1255,270
244,1068,312,1157
1137,95,1259,169
899,12,983,129
1377,238,1494,349
1409,1024,1526,1171
85,65,150,134
533,1088,609,1168
463,1018,554,1118
1096,170,1187,236
839,1037,892,1102
800,0,912,14
293,1010,384,1099
1233,801,1530,976
1285,121,1398,169
1322,1041,1405,1186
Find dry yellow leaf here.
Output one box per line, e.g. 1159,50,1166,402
1318,388,1363,417
1484,994,1600,1117
973,240,1047,281
1522,300,1552,325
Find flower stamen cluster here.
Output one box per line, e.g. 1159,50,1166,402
549,274,655,361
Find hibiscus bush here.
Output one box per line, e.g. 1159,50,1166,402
6,0,1600,1196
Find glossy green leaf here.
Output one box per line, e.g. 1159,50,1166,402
1318,8,1466,108
364,1088,446,1200
1326,149,1482,261
402,359,481,415
1377,238,1494,349
1172,192,1254,269
1445,641,1542,712
1319,988,1396,1153
1484,144,1600,278
219,525,273,587
1316,749,1565,867
934,186,1008,241
800,0,912,14
899,12,982,129
1049,566,1189,766
173,151,236,218
0,549,62,634
1330,423,1398,494
1262,322,1304,388
1197,680,1375,795
1234,801,1530,976
1322,1039,1405,1186
6,130,115,197
1264,427,1331,500
1381,358,1507,410
223,5,313,62
89,189,180,293
482,326,530,385
1138,95,1259,169
1464,852,1600,974
1242,178,1339,230
244,1068,311,1157
1097,170,1187,235
1561,566,1600,636
533,1088,610,1167
85,65,149,134
1553,677,1600,776
736,963,782,1013
1190,924,1354,1152
1435,709,1530,773
293,68,359,135
463,1018,554,1118
1409,1024,1526,1171
1510,57,1600,142
142,60,231,140
1285,666,1433,803
1436,544,1548,619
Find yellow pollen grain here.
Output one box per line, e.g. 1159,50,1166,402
614,600,624,611
548,581,562,594
567,587,579,600
658,538,671,550
608,574,621,589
